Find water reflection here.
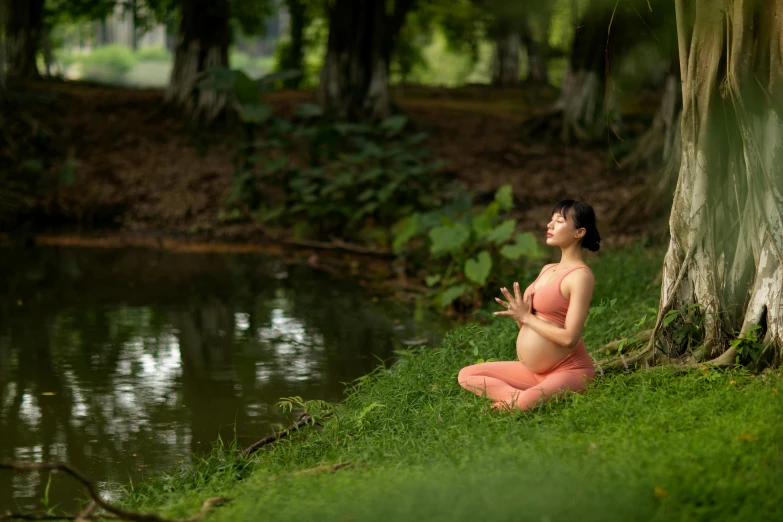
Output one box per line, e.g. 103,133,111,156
0,246,439,513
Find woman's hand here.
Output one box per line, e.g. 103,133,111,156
494,282,532,324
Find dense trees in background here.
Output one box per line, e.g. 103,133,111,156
5,0,46,79
319,0,417,121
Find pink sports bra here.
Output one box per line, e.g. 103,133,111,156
523,265,591,328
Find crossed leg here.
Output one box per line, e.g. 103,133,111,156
457,361,591,411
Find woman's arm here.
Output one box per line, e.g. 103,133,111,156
498,271,594,349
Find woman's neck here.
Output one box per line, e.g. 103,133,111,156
558,244,585,267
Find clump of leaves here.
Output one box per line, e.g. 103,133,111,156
199,67,443,241
393,184,547,312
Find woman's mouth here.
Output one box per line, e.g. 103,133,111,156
546,233,553,237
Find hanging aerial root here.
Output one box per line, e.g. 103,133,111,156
0,462,231,522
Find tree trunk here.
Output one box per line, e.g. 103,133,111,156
491,32,520,87
652,0,783,367
521,21,548,85
522,4,624,144
319,0,415,122
166,0,230,124
5,0,44,80
279,0,306,89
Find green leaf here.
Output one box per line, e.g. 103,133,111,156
233,70,259,105
238,103,273,124
429,224,471,256
663,309,680,328
294,103,323,119
392,214,420,254
499,232,540,260
486,219,516,244
440,284,469,307
464,251,492,285
198,67,235,92
482,201,500,220
425,274,442,287
472,213,492,237
495,184,513,211
380,114,408,134
257,69,302,86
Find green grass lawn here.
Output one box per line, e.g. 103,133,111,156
122,245,783,522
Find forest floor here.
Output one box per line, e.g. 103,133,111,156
8,80,661,243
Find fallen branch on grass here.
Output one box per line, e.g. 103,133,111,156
240,414,315,458
0,462,230,522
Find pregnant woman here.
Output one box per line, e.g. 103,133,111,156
458,200,600,411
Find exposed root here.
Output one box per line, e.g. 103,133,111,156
598,346,656,372
240,414,315,458
292,462,353,476
0,462,230,522
596,329,654,354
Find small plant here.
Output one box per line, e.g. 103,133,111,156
731,324,766,365
393,184,547,311
80,45,137,84
661,303,704,354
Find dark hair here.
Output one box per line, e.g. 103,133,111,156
550,200,601,252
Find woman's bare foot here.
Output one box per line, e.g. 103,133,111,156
491,400,513,411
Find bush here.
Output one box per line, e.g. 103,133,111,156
135,46,172,63
230,50,252,70
80,45,137,84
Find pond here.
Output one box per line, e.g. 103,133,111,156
0,244,444,513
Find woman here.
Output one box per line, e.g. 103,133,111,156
458,200,600,411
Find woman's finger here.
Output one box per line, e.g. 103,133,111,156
514,282,522,302
495,297,510,308
501,287,513,300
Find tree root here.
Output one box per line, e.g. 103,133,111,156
0,462,230,522
292,462,353,476
240,414,315,458
596,329,654,355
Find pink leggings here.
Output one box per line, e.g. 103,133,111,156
457,342,595,411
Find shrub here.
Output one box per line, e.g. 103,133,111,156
135,46,172,63
80,45,137,84
393,184,548,311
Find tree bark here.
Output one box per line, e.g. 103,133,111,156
319,0,416,122
522,3,625,144
521,20,548,85
5,0,44,80
279,0,306,89
653,0,783,367
166,0,230,124
491,31,521,87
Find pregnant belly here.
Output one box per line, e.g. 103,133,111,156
516,322,574,374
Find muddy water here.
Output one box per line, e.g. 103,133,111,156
0,245,441,513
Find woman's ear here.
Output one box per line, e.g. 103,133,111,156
575,228,586,239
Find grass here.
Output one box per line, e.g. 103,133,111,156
119,245,783,522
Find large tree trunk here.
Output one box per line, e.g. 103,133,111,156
166,0,230,124
319,0,415,122
520,20,548,85
652,0,783,367
491,32,521,87
5,0,44,80
279,0,307,89
522,4,624,144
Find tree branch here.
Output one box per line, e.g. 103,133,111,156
240,414,315,458
0,462,230,522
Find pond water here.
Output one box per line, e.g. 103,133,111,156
0,245,443,513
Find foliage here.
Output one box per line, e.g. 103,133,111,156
731,325,767,366
79,45,137,83
393,184,547,311
135,46,172,63
199,65,443,238
119,247,783,521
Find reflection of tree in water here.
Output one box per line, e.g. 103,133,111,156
0,246,423,512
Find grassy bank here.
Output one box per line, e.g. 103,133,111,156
122,245,783,521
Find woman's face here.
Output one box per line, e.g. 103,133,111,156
545,211,584,247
